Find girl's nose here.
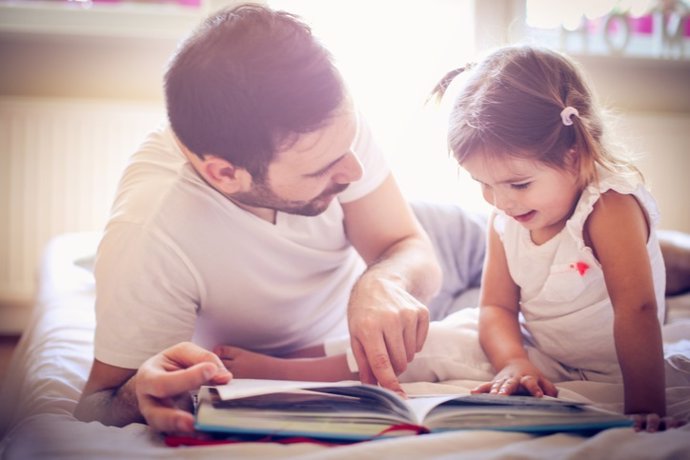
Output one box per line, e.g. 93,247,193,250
491,190,513,212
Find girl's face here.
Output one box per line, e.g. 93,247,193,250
461,152,582,244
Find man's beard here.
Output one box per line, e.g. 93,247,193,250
230,181,349,217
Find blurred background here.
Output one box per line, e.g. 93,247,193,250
1,0,689,334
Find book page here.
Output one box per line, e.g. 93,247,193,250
204,379,416,422
211,379,357,401
407,395,463,423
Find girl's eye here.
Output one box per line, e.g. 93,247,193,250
511,182,531,190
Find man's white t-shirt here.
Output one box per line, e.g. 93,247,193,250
94,118,389,369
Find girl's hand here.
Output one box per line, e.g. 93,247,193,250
471,358,558,397
631,413,688,432
214,345,299,380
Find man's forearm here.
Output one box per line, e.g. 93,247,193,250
358,235,442,303
74,377,144,427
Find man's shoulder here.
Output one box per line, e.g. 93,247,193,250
109,129,216,228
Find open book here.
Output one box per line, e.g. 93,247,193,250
194,379,632,442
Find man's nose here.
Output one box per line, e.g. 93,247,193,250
332,151,363,184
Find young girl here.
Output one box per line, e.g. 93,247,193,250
431,44,683,431
213,45,689,431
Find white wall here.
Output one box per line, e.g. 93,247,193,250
0,3,189,333
1,0,689,334
579,56,690,233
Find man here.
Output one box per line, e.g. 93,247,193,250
74,4,446,433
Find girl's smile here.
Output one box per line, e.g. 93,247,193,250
512,210,537,223
461,154,581,244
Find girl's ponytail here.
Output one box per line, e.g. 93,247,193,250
427,65,473,104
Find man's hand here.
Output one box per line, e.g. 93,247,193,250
348,277,430,396
135,342,232,433
340,174,441,396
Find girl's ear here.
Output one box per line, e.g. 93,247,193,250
198,156,253,195
566,147,595,187
565,147,578,165
560,147,579,170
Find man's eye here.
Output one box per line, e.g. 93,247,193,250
309,169,330,178
511,182,530,190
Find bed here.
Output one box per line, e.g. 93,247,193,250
1,231,690,459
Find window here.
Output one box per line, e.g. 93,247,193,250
268,0,489,213
524,0,690,60
0,0,206,38
1,0,490,213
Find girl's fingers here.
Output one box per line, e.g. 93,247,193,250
490,379,504,394
631,413,670,432
471,381,493,394
498,378,519,395
540,378,559,397
519,375,543,397
644,413,661,432
473,374,555,398
632,414,689,432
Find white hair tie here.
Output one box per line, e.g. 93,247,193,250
561,106,579,126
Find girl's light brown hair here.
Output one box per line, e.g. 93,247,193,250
431,45,640,187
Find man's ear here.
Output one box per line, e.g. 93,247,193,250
197,156,253,195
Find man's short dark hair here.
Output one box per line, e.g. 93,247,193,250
165,3,345,180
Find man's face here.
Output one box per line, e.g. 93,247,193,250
230,99,363,218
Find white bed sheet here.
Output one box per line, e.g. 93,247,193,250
1,232,690,459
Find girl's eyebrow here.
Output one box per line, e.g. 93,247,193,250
493,170,533,184
498,176,531,184
471,174,531,185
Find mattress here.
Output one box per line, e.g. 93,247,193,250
1,232,689,459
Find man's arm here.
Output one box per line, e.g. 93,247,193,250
75,342,232,432
74,360,141,427
342,174,442,393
